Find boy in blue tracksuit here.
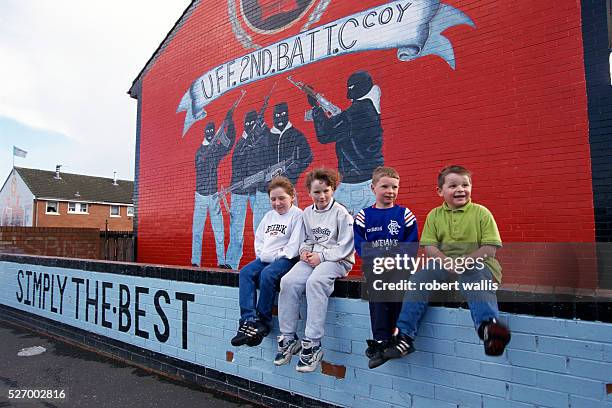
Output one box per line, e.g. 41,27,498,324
354,166,418,368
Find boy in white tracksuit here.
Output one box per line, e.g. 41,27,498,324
275,168,355,372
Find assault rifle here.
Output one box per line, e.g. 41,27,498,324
213,157,295,212
209,89,246,147
287,76,341,121
252,82,276,140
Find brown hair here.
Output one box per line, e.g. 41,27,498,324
305,167,340,191
267,176,295,197
437,165,472,188
372,166,400,185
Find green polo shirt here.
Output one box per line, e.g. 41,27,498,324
420,201,503,282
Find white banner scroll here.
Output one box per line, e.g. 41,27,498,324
177,0,474,136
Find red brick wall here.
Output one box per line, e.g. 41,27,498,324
0,226,100,259
35,201,133,231
135,0,596,285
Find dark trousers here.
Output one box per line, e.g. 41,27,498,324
369,301,403,341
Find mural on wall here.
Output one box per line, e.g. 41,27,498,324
191,95,240,267
183,0,474,268
179,0,474,134
135,0,598,281
0,171,33,227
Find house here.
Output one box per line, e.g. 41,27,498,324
0,166,134,231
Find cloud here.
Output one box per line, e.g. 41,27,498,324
0,0,190,179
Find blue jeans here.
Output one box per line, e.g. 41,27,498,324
191,192,225,266
239,257,297,327
334,179,376,216
395,264,500,338
253,191,269,230
226,193,257,269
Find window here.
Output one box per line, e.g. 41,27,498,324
68,202,88,214
110,205,120,217
46,201,58,214
127,206,134,217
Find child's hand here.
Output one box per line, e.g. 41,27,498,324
306,253,322,267
300,251,310,262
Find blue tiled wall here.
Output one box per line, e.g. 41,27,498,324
1,260,610,408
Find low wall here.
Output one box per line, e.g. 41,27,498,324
0,227,100,259
0,254,610,408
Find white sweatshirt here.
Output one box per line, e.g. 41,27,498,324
299,199,355,265
255,205,304,263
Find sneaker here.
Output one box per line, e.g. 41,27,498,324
274,334,301,366
246,320,270,347
479,319,511,356
296,340,323,373
365,339,379,359
230,321,251,346
367,340,389,369
383,332,414,360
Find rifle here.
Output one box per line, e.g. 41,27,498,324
287,76,341,121
252,82,276,139
213,156,295,212
209,89,246,147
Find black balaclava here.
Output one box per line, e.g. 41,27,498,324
204,122,215,143
346,70,373,100
273,102,289,131
244,110,258,135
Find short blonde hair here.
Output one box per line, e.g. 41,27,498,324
372,166,400,185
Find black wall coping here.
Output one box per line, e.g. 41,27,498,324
0,305,340,408
1,253,610,323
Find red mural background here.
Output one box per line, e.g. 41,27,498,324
136,0,596,286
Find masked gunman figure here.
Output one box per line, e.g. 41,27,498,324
191,111,236,268
267,102,312,189
308,70,384,215
226,110,270,269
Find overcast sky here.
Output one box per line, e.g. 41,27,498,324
0,0,190,182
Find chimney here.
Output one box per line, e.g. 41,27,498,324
113,171,118,186
54,165,62,180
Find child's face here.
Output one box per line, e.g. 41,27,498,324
309,179,334,210
437,173,472,209
372,176,399,208
269,187,292,215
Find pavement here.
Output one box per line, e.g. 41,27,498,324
0,320,252,408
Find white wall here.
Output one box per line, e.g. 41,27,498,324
0,170,34,226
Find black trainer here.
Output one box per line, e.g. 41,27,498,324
367,340,389,369
246,320,270,347
479,319,511,356
365,339,379,359
231,321,251,346
383,332,415,360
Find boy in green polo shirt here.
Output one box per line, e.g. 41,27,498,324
384,165,511,359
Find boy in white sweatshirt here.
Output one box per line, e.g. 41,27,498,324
275,168,355,372
231,177,304,347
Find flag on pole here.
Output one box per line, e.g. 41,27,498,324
13,146,27,158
